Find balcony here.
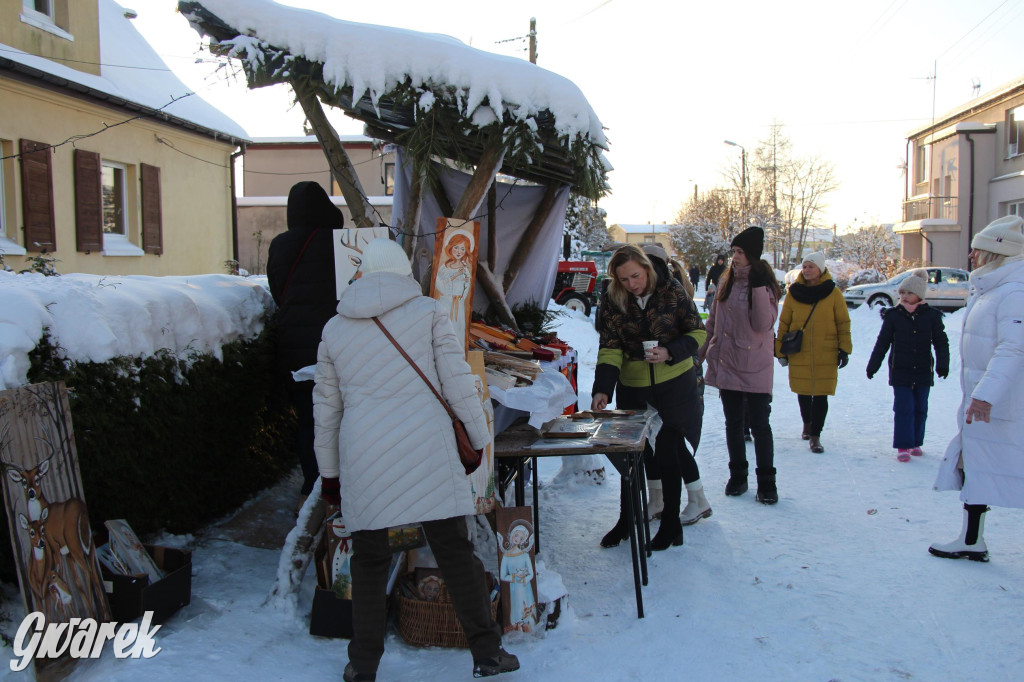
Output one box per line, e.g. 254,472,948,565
902,195,958,222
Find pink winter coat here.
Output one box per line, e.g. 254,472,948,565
699,264,779,394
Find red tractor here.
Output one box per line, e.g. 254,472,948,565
551,260,598,316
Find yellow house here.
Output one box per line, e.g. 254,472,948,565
606,223,678,257
0,0,248,276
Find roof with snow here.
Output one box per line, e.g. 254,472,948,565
178,0,609,198
616,224,675,234
0,0,248,144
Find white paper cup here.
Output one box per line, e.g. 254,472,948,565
642,340,658,355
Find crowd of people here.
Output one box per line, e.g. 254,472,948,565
591,218,1024,568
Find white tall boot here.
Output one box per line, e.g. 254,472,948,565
647,479,664,520
680,479,713,526
929,504,989,562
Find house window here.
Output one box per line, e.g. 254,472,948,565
643,235,656,243
384,162,395,196
102,162,127,237
23,0,54,21
1007,201,1024,217
914,143,930,185
1008,106,1024,158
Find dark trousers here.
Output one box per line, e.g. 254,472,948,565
289,382,320,495
892,384,930,449
720,390,774,470
797,394,829,436
348,516,501,674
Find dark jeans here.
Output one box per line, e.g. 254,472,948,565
348,516,501,674
720,390,774,471
892,384,930,449
797,394,829,436
289,381,320,495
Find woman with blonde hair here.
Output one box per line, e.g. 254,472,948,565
592,244,708,551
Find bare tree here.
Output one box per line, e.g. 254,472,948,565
780,155,839,265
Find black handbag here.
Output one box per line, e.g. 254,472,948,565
778,300,820,356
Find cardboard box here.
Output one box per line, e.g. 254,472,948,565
103,545,192,624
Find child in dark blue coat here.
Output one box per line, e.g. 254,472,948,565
866,270,950,462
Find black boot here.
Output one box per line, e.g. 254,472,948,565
725,462,748,496
755,467,778,505
651,477,683,550
600,480,631,548
801,423,810,440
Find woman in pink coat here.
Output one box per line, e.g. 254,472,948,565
699,227,782,503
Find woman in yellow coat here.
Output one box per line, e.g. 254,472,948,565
775,252,852,453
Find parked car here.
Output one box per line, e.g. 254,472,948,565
842,267,970,310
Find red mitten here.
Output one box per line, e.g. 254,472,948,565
321,477,341,506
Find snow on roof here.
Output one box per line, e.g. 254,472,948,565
185,0,605,148
250,134,374,145
0,0,248,142
617,224,674,234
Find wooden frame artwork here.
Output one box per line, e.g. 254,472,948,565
495,506,537,633
332,226,392,300
0,382,111,624
429,218,480,350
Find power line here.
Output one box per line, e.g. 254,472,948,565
936,0,1016,60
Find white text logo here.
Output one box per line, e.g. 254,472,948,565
10,611,162,672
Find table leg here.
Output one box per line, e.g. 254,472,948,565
623,458,645,619
514,457,525,507
636,452,651,559
532,456,540,554
631,450,649,585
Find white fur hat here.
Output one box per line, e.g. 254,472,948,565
360,238,412,276
802,251,826,273
971,215,1024,256
898,269,928,300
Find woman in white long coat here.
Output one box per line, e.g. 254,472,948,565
313,238,518,680
931,216,1024,562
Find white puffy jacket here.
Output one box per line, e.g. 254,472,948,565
934,254,1024,508
313,272,489,532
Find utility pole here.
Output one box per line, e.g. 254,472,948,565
529,18,537,64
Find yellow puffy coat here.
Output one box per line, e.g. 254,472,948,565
775,271,852,396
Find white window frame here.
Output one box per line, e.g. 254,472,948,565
914,143,930,185
1007,200,1024,217
1008,106,1024,158
0,141,25,258
101,161,143,257
20,0,73,41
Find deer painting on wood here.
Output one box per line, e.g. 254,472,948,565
332,226,391,300
0,382,111,623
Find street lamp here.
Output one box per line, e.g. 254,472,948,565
724,139,747,224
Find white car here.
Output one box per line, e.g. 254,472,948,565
842,267,970,310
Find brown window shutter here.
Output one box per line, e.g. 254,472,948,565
19,139,56,252
74,149,103,252
140,163,162,255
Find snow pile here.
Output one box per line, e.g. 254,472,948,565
0,271,273,390
184,0,605,147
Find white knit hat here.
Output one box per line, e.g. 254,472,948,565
802,252,826,273
360,238,412,276
897,269,928,300
972,215,1024,256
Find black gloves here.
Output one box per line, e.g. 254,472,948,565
321,477,341,506
937,369,949,379
837,350,849,369
866,370,874,380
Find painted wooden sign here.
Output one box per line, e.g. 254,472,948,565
429,218,480,350
0,382,110,625
332,226,392,299
495,506,537,633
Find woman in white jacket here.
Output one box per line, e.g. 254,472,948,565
931,216,1024,563
313,238,518,680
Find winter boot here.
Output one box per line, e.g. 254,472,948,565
651,477,684,550
680,479,712,525
897,448,912,462
755,467,778,505
801,423,811,440
343,663,377,682
929,504,989,562
600,480,631,548
809,435,825,453
910,447,924,457
724,462,748,496
647,479,664,520
473,648,520,678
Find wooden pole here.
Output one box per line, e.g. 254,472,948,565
451,137,505,221
487,182,498,272
293,81,375,228
503,183,560,292
402,160,425,257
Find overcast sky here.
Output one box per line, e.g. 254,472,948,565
121,0,1024,230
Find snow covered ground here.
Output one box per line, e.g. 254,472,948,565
2,286,1023,681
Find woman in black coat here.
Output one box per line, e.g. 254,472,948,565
267,181,345,497
865,270,950,461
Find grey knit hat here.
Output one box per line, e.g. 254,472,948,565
360,238,412,276
898,269,928,300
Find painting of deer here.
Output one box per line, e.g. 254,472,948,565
332,226,390,299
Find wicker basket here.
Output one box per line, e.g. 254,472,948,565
394,575,499,648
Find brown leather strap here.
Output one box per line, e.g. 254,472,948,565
281,228,320,299
372,317,456,420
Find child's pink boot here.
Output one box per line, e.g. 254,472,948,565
910,447,923,457
897,449,912,462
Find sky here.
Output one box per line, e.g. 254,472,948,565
118,0,1024,230
1,270,1022,679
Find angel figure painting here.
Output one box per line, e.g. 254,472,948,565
495,509,537,633
429,219,480,349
